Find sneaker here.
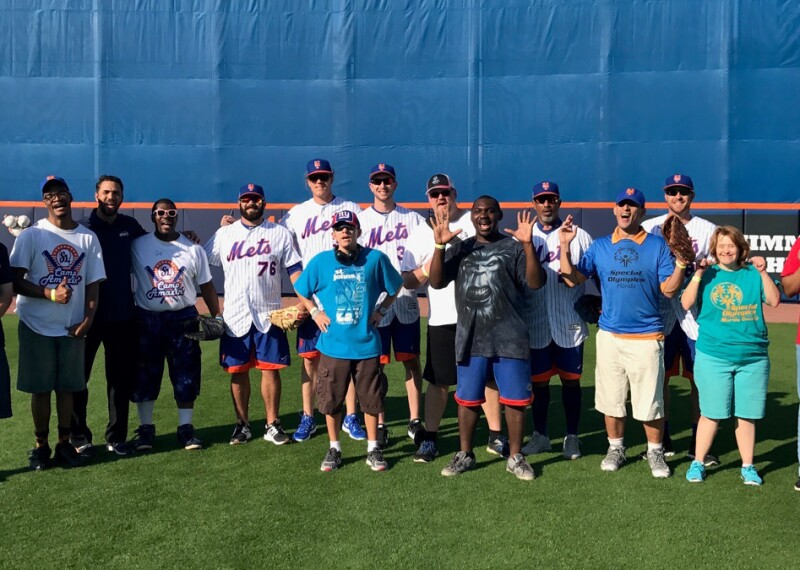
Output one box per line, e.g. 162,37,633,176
662,434,675,457
686,460,707,483
366,448,388,471
342,414,367,441
292,413,317,443
105,441,135,456
263,420,290,445
229,422,253,445
506,453,536,481
54,441,84,468
377,424,390,449
486,434,510,457
70,434,96,458
600,446,626,472
28,445,52,471
320,448,342,472
741,465,763,486
687,451,721,467
413,440,438,463
794,477,800,492
521,431,552,456
647,448,671,478
441,451,476,477
407,419,424,441
132,424,156,451
177,424,203,450
563,434,582,460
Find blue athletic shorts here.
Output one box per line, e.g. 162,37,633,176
530,342,584,383
220,324,290,373
133,306,201,403
456,355,533,407
296,318,321,359
664,324,696,380
378,316,420,364
694,350,769,420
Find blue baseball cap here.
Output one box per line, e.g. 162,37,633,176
41,175,69,193
239,183,265,200
663,173,694,192
615,187,646,208
532,181,559,199
370,163,396,180
306,159,333,177
332,210,360,228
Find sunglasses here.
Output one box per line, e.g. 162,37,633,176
154,209,178,218
308,174,331,183
239,196,263,204
428,189,452,199
370,178,393,186
664,187,693,197
333,223,356,232
534,195,559,204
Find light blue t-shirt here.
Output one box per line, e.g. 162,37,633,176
293,247,402,359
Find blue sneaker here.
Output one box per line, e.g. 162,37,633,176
685,460,706,483
342,413,366,441
741,465,763,486
293,413,317,443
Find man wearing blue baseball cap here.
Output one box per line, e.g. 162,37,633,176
558,187,688,478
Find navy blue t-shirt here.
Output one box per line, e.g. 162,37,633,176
79,210,146,323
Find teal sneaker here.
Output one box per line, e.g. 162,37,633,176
685,460,706,483
741,465,763,486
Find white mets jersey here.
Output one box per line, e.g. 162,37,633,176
204,220,302,337
528,221,593,349
280,196,362,263
401,211,475,327
131,233,212,313
359,205,425,325
642,214,717,339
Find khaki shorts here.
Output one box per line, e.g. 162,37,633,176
594,329,664,422
316,354,386,416
17,321,86,394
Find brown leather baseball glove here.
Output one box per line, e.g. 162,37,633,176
269,305,308,331
661,215,696,264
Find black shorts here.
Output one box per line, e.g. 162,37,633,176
424,324,457,387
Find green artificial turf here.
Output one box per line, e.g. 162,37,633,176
1,316,799,569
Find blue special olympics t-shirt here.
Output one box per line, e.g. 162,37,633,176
294,247,402,360
577,228,674,335
695,264,768,362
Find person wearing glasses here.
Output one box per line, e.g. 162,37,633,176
279,160,364,443
10,176,106,470
521,181,593,461
641,174,719,464
357,163,425,448
204,184,303,447
294,210,403,472
129,199,220,451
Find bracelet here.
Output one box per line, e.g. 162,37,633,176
691,275,702,283
676,261,687,269
434,243,446,250
421,265,429,278
310,308,320,318
49,288,57,302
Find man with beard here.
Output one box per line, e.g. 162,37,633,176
428,195,545,480
130,199,219,451
205,184,303,446
559,188,687,478
522,181,593,461
11,175,105,469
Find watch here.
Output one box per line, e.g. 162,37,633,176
378,306,388,316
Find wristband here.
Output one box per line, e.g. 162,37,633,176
434,243,446,250
676,261,687,269
421,265,429,278
49,288,57,302
691,275,702,283
310,308,320,318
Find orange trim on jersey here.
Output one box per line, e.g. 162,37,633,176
224,362,254,374
611,331,665,341
611,227,648,245
379,354,391,365
454,395,485,407
558,371,582,381
255,361,287,371
499,396,535,406
393,352,418,363
532,368,558,383
298,350,320,359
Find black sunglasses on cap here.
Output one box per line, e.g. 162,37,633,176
428,189,452,199
664,187,693,197
308,174,331,183
534,195,559,204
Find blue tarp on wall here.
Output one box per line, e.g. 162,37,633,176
2,0,799,204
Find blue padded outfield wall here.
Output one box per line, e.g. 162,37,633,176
2,0,800,204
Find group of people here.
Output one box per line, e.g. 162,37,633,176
0,164,797,488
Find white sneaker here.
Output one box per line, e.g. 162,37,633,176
521,431,552,456
563,434,582,460
646,448,671,478
600,446,626,472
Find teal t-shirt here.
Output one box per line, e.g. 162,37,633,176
695,264,769,362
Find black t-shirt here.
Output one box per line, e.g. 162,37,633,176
443,235,531,362
79,210,146,323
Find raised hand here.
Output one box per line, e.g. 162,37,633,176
559,214,577,247
750,256,767,273
432,206,460,245
504,210,536,243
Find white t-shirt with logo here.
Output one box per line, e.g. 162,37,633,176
131,233,212,313
10,219,106,337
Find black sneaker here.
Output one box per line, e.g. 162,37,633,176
54,442,84,468
229,422,253,445
177,424,203,450
794,477,800,492
320,448,342,472
263,420,290,445
407,419,424,441
132,424,156,451
105,441,135,456
28,445,52,471
377,424,390,449
486,434,510,458
413,440,438,463
366,448,388,471
70,434,96,458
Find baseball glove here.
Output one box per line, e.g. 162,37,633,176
183,315,226,341
269,306,308,331
573,294,602,325
661,215,696,264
